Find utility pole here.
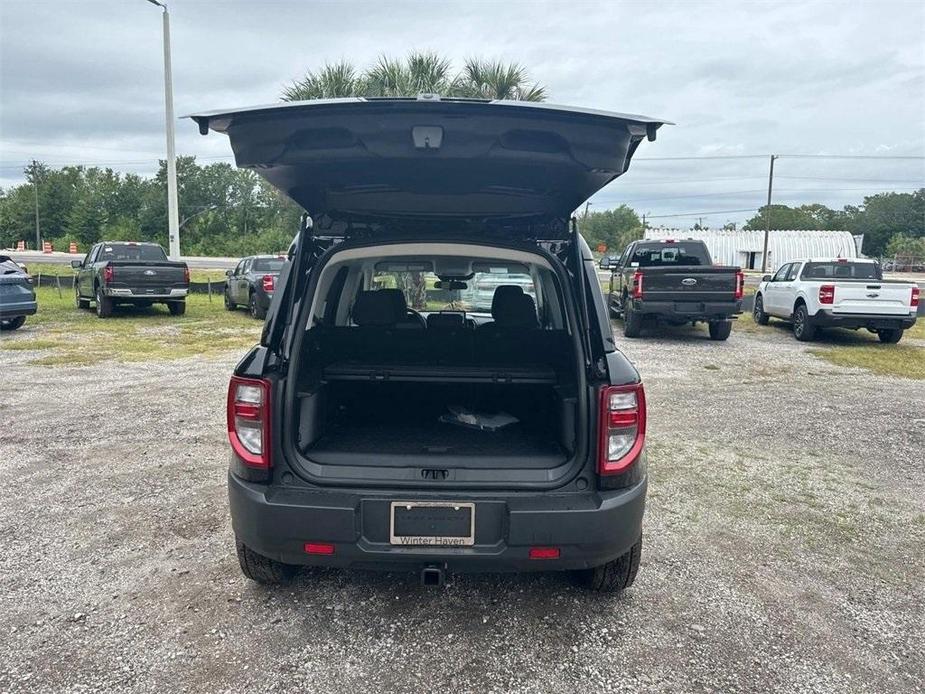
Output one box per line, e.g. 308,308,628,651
146,0,180,260
761,154,778,274
32,160,40,250
583,201,591,219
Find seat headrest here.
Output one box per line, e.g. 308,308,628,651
493,291,538,328
352,289,407,326
427,312,465,330
490,285,525,315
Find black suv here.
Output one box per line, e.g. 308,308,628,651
191,97,668,591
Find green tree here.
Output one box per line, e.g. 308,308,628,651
844,190,925,256
884,233,925,261
282,51,545,102
580,206,642,253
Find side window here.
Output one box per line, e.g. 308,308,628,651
786,263,800,281
772,264,790,282
621,245,634,268
87,245,100,264
233,260,245,276
243,259,253,274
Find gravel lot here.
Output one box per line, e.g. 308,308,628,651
1,322,923,694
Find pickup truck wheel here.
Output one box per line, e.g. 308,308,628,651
0,316,26,331
708,320,732,341
792,303,815,341
167,301,186,316
753,294,769,325
95,287,113,318
622,299,643,338
249,293,267,320
224,291,236,310
581,537,642,593
235,540,296,585
75,287,91,310
877,328,903,344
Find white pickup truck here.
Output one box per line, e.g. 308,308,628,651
753,258,919,342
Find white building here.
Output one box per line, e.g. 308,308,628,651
643,228,859,271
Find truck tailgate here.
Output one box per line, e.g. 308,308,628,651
640,266,739,303
831,282,913,316
111,263,187,293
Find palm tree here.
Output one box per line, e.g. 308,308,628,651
282,51,546,102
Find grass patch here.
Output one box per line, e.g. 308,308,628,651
1,286,262,367
21,262,229,284
808,344,925,379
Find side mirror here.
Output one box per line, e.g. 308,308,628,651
225,269,233,277
598,259,609,269
70,260,82,269
762,274,772,282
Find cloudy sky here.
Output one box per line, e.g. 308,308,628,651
2,0,923,228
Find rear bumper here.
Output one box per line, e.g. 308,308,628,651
812,310,917,330
0,298,37,319
631,298,742,320
104,287,188,300
228,471,647,572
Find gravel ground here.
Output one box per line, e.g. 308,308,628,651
1,323,923,694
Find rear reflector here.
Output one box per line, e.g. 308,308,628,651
528,546,560,560
598,383,647,475
819,284,835,305
912,287,920,308
734,271,744,300
262,274,275,292
304,542,335,555
227,376,271,469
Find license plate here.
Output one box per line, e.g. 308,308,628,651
389,501,475,546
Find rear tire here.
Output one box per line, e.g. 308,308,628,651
753,294,769,325
167,301,186,316
581,537,642,593
877,328,903,344
250,292,267,320
622,298,643,338
792,303,815,341
708,320,732,341
95,287,113,318
0,316,26,331
235,540,296,585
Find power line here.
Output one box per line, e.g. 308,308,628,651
646,207,760,219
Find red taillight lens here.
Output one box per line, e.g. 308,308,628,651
227,376,271,469
304,542,335,555
262,274,275,292
819,284,835,305
183,266,190,284
734,271,744,300
598,383,646,475
631,271,643,299
912,287,920,308
103,264,113,284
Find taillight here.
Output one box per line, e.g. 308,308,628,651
631,271,643,299
912,287,920,308
262,274,275,292
819,284,835,305
734,271,744,300
183,266,190,284
103,264,113,285
227,376,271,469
598,383,646,475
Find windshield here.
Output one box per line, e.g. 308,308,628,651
372,270,536,314
632,242,709,267
252,258,286,272
801,261,882,280
98,244,168,262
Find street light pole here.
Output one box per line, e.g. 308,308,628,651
760,154,778,274
146,0,180,260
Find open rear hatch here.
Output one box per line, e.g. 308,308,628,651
189,97,668,231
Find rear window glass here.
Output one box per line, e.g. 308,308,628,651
631,242,709,267
98,244,167,262
371,270,536,314
801,262,882,280
252,258,286,272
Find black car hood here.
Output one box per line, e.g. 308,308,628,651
188,97,669,229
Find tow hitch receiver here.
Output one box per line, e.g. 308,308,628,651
421,566,445,587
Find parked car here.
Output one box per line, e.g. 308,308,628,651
753,258,919,342
191,97,668,591
0,255,37,331
605,239,744,339
598,254,619,270
224,255,287,319
72,242,189,318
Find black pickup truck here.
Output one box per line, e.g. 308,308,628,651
72,241,189,318
605,239,743,339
